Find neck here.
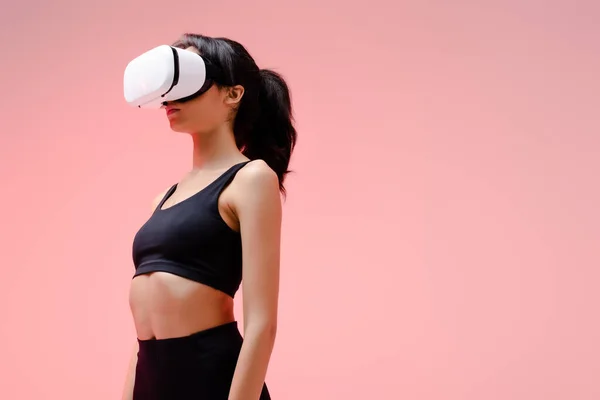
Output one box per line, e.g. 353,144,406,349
189,125,244,170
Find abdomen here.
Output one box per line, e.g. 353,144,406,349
129,272,235,340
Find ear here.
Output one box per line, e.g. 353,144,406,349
224,85,245,106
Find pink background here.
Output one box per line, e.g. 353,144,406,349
1,1,599,399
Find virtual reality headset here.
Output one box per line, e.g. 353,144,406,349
123,45,223,108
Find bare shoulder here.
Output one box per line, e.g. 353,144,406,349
237,160,279,195
232,159,281,213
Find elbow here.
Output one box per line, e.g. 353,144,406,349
245,318,277,342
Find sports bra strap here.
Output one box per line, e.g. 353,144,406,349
154,184,177,212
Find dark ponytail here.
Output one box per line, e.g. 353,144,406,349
172,34,297,195
241,69,296,195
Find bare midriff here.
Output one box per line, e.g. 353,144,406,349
129,271,235,340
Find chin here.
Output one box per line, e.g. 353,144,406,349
169,123,208,137
168,124,187,133
167,119,191,133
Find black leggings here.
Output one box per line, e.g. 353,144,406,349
133,321,271,400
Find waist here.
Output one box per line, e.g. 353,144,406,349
137,320,242,351
129,271,235,340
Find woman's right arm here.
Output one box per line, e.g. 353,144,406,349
121,188,170,399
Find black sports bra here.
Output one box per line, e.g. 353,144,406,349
131,161,251,298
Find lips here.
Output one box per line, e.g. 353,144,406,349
166,108,179,116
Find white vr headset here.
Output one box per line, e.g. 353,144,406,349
123,45,223,108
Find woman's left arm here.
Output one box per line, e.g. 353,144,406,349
229,161,282,400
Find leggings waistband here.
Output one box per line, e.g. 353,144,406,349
137,321,241,353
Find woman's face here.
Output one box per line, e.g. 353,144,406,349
163,47,242,135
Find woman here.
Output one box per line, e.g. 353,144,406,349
121,33,297,400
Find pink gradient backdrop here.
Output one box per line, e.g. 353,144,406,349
1,1,598,399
